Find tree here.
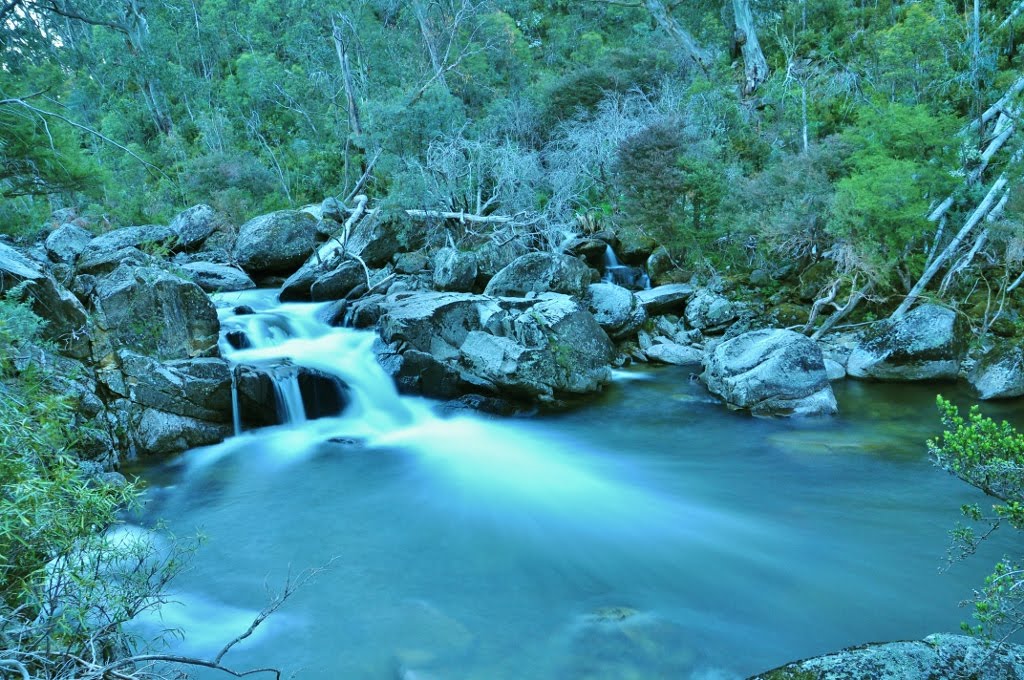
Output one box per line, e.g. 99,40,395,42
930,397,1024,643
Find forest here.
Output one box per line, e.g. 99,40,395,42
0,0,1021,326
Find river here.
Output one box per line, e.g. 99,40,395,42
129,291,1017,679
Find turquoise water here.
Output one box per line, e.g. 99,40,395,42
131,305,1019,679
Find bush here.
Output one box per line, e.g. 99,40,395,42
930,396,1024,641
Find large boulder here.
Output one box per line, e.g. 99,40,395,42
584,283,646,340
461,295,614,399
847,304,967,381
432,248,478,292
44,224,93,264
234,210,318,276
968,340,1024,400
0,242,92,359
702,328,837,416
179,262,255,293
377,291,613,402
749,634,1024,680
92,265,220,360
170,204,228,250
484,252,591,298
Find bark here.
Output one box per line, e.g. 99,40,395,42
732,0,768,96
644,0,712,70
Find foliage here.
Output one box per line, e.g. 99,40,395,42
0,296,188,678
929,396,1024,642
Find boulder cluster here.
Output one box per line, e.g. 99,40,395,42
5,199,1018,462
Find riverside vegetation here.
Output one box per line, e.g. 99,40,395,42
2,0,1024,678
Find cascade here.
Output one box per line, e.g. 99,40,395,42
601,244,651,290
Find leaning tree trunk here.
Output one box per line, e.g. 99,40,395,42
733,0,768,96
644,0,712,70
892,148,1022,319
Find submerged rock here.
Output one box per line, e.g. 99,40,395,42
847,304,967,381
702,328,837,416
749,634,1024,680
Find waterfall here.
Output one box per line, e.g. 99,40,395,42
601,245,651,290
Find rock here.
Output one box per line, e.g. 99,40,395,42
310,261,367,302
968,340,1024,399
646,246,674,285
432,248,478,292
344,213,405,268
76,246,154,277
44,224,93,264
234,210,318,276
394,251,429,274
85,225,176,255
635,283,695,315
645,342,703,365
617,231,657,264
379,292,496,362
134,409,231,457
584,283,646,340
377,291,613,402
749,633,1024,680
93,265,220,360
484,252,591,298
460,295,613,400
702,328,837,416
179,262,255,293
824,357,847,381
169,204,227,250
847,304,967,381
564,237,610,268
102,352,233,423
685,289,738,332
474,239,529,280
0,242,92,359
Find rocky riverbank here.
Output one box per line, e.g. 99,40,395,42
3,200,1022,466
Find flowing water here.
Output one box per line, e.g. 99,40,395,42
131,291,1019,679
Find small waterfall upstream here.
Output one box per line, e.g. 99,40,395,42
601,245,651,290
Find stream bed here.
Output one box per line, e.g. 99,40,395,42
131,293,1018,679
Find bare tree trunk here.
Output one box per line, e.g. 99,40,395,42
732,0,768,95
644,0,712,70
892,149,1022,319
412,0,448,93
331,15,363,139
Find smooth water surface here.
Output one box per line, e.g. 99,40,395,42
132,295,1018,679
